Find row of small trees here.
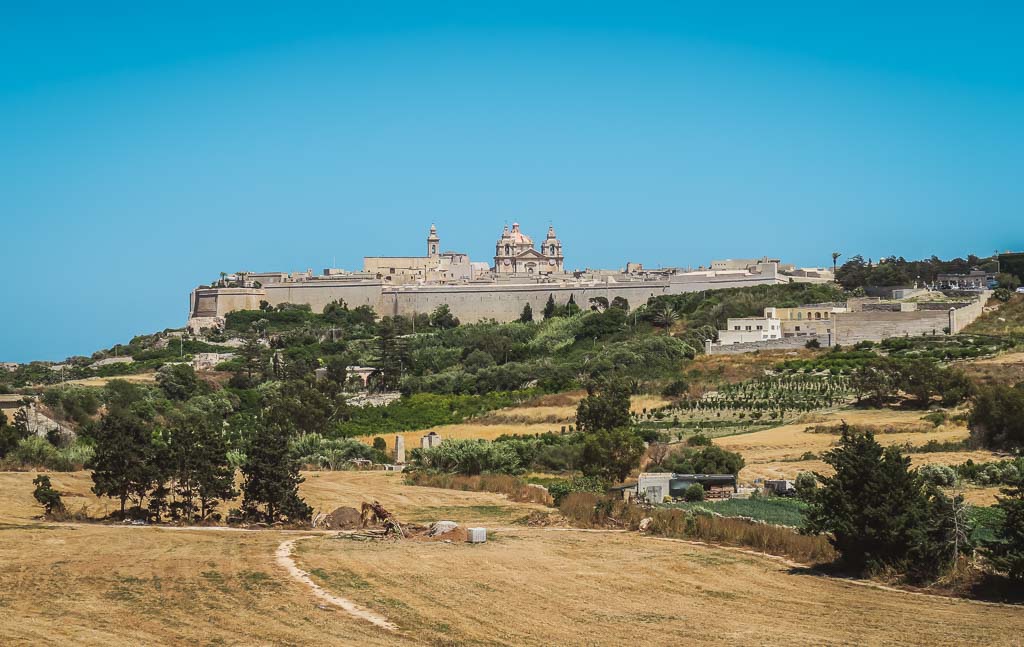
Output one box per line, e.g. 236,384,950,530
85,399,310,524
850,357,973,408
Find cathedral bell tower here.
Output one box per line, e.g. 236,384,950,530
427,224,440,258
543,225,564,272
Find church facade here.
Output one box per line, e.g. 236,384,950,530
493,223,564,274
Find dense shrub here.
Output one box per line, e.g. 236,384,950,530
653,445,745,475
290,433,382,469
918,463,957,487
683,483,705,501
969,384,1024,451
413,438,522,475
546,475,607,505
2,437,93,471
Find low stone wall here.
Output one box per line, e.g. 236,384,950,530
949,293,988,333
706,336,815,355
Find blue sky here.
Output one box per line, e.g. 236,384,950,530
2,2,1022,362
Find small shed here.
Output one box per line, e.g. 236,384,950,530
637,472,737,502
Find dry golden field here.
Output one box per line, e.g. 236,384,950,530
54,373,158,388
2,470,1023,645
714,408,1005,504
362,393,672,453
958,351,1024,388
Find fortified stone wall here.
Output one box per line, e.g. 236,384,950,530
262,280,382,313
832,294,988,344
831,311,949,345
190,287,265,318
383,281,672,322
188,267,791,325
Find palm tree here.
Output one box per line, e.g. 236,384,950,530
651,303,679,329
831,252,842,275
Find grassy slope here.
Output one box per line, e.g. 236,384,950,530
963,294,1024,336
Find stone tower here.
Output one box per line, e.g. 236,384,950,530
426,224,440,259
542,225,564,272
394,434,406,464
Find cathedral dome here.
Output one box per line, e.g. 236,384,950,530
508,222,533,245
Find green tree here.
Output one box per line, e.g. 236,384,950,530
372,321,408,391
156,363,201,401
429,304,460,330
565,293,580,316
576,308,627,341
794,471,817,501
234,335,265,387
984,477,1024,581
969,384,1024,451
996,272,1022,291
804,425,944,578
580,427,644,483
266,379,347,436
850,360,896,407
88,408,155,515
542,294,556,320
658,445,745,475
32,474,65,516
609,296,630,311
240,419,312,523
0,410,30,459
167,405,237,520
651,303,679,329
576,380,642,482
576,380,632,433
518,303,534,323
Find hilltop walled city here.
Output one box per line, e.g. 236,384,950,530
189,223,834,330
189,223,992,351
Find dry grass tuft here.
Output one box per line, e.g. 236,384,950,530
404,472,553,506
558,494,836,565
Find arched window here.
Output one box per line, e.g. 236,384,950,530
815,312,821,320
505,244,510,254
550,245,556,254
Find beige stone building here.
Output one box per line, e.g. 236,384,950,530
766,304,846,338
363,224,479,283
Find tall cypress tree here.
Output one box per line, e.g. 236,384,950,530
240,419,311,523
168,405,237,520
89,408,154,516
542,294,556,319
519,302,534,323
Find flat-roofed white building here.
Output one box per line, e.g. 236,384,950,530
717,315,782,345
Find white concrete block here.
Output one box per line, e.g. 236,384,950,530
467,527,487,543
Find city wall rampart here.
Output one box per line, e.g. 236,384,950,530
187,262,805,327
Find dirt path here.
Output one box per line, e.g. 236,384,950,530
275,535,399,632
